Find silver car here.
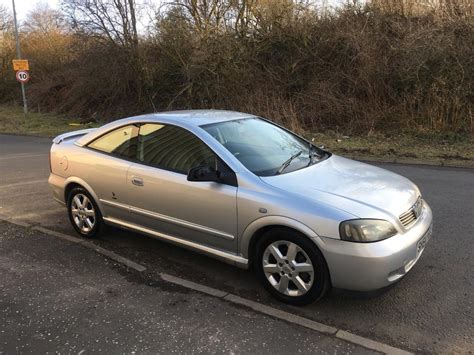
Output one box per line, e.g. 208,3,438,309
48,110,433,305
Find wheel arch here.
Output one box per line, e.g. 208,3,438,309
240,216,319,268
64,177,104,215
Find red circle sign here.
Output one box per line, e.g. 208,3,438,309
16,70,29,83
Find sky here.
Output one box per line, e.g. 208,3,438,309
1,0,59,21
1,0,344,23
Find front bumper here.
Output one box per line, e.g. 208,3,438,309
318,202,433,291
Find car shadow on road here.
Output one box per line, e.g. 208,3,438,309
91,225,402,307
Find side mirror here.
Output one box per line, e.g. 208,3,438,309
187,165,220,182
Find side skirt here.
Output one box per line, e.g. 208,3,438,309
103,216,249,269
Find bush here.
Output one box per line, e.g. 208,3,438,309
0,0,472,135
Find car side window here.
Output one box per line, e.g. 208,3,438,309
88,125,138,159
137,123,216,174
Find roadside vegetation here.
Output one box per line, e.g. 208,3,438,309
1,104,472,166
0,0,472,163
0,105,98,137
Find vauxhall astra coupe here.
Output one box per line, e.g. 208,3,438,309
48,110,433,305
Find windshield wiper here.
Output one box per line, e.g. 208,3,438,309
277,150,303,175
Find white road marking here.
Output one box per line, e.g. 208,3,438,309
11,208,65,220
0,179,47,188
160,273,228,298
0,153,47,160
223,293,338,334
336,330,411,355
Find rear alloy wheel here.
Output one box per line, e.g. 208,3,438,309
67,187,104,238
255,228,330,305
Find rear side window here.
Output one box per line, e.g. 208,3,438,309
88,125,138,159
137,123,215,174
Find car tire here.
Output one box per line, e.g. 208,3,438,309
255,227,330,305
67,187,105,238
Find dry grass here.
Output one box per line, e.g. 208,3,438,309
0,105,100,137
0,104,471,166
309,131,473,164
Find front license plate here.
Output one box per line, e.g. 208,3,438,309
417,225,432,255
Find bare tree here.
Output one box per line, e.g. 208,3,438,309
21,3,73,70
166,0,235,34
0,4,12,32
165,0,316,37
24,3,68,34
61,0,139,47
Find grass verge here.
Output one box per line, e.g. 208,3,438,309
0,105,100,137
309,131,473,167
0,105,472,167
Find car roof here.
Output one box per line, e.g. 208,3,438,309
75,110,256,147
148,110,255,126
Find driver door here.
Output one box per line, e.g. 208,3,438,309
126,123,238,253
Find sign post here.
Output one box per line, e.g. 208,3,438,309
11,0,28,115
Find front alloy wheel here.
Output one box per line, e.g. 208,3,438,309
262,241,314,297
255,228,330,305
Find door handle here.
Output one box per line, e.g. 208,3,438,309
131,176,144,186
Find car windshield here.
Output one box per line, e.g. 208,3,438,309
202,118,328,176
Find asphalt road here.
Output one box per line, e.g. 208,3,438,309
1,134,473,353
1,222,370,354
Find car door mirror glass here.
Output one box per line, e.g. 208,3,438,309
187,165,220,182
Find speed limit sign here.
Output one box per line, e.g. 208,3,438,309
16,70,30,83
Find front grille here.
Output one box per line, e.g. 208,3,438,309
399,196,423,228
399,209,417,227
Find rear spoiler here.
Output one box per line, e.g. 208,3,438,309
52,128,97,144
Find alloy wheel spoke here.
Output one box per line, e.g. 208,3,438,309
293,275,309,293
85,218,94,229
269,244,285,263
84,210,95,217
294,262,313,273
73,196,82,209
286,242,298,262
263,263,279,274
278,275,289,293
81,196,90,208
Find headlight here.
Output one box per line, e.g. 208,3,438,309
339,219,397,243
